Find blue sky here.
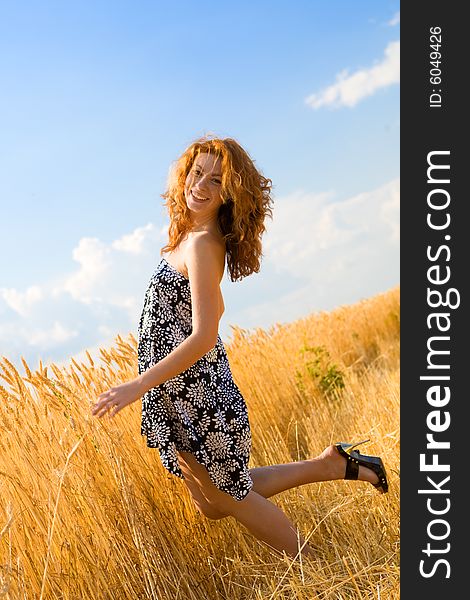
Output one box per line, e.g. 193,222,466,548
0,1,400,373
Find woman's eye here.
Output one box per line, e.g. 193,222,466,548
190,168,220,184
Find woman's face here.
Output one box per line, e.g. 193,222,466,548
184,152,224,217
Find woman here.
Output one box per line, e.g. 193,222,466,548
91,135,388,559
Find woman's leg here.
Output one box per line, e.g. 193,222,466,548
249,445,380,499
178,451,315,558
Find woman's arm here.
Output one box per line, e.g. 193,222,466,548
92,233,224,418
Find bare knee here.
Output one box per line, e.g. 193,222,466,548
199,486,238,519
194,500,227,520
183,482,227,519
185,477,236,520
193,483,233,519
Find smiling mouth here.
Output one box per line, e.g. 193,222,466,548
191,191,208,202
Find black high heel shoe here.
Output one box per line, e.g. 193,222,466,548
335,439,389,494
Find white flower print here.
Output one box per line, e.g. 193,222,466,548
185,380,207,408
208,462,232,487
154,421,172,444
163,374,186,396
157,290,174,323
175,398,199,424
224,457,245,474
235,428,252,455
196,413,212,435
199,361,219,388
163,321,186,347
175,301,191,326
205,431,232,460
211,409,230,432
217,359,232,381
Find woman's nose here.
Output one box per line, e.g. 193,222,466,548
194,174,210,189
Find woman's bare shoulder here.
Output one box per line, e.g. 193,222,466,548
186,232,225,279
190,230,225,249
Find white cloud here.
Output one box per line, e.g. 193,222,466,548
28,321,79,348
0,285,43,317
388,12,400,26
112,222,155,254
305,40,400,109
56,222,162,314
61,237,111,304
264,179,399,273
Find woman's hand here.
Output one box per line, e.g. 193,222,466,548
91,378,145,419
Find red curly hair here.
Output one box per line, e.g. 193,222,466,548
160,134,273,282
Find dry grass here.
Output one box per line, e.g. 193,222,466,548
0,286,399,599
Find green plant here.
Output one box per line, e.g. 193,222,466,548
299,344,345,397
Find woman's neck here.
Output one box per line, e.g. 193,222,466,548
189,211,220,234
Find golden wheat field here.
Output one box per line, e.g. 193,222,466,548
0,286,399,600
